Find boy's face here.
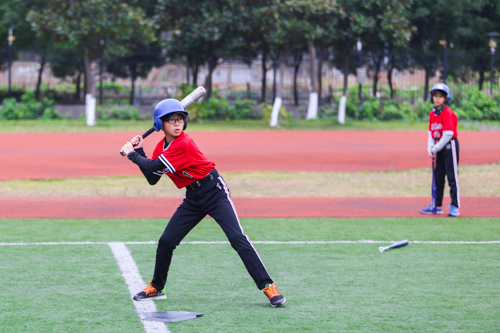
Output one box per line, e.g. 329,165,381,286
161,112,185,139
432,91,446,108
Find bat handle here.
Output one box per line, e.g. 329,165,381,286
120,126,156,157
142,126,155,139
379,246,386,253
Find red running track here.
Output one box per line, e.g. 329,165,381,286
1,196,499,218
1,130,499,180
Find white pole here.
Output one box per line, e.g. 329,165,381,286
85,94,96,126
306,92,318,119
338,95,346,125
270,97,282,127
270,53,287,128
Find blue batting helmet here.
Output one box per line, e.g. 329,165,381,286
429,83,451,103
153,99,188,131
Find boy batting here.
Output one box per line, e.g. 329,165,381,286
120,99,286,307
420,83,460,217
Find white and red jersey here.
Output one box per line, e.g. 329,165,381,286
151,132,215,188
428,106,458,142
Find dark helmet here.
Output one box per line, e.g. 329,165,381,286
153,99,188,131
429,83,451,103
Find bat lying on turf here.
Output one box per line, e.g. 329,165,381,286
120,86,206,156
379,240,409,253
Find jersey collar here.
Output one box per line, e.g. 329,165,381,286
432,105,446,115
163,132,184,151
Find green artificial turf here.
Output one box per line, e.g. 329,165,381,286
1,217,499,332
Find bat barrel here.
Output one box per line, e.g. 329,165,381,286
390,240,409,248
180,86,206,108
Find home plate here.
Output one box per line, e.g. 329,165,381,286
138,311,204,323
133,294,167,301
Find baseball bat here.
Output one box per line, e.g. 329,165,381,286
379,240,409,253
431,157,437,214
120,86,206,156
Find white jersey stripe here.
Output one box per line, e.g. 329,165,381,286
158,155,175,173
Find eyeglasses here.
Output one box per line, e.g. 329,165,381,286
167,117,185,124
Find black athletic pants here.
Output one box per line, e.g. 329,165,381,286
151,169,273,291
435,138,460,208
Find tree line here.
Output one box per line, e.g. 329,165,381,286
0,0,499,104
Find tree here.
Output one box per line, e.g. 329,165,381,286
106,42,164,105
385,50,413,99
290,48,305,106
27,0,155,100
452,0,500,90
329,0,375,96
407,0,476,99
262,1,302,125
49,45,86,102
261,0,342,122
245,0,277,103
2,0,60,100
0,1,9,69
156,0,259,100
361,0,413,97
105,0,165,105
273,1,342,118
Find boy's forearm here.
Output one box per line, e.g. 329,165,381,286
431,131,453,153
134,147,146,158
127,151,164,185
427,131,434,156
427,131,435,147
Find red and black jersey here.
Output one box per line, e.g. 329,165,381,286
151,132,215,188
428,106,458,142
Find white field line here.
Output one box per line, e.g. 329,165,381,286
1,240,500,246
108,242,169,333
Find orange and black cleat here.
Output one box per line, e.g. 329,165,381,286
133,281,166,301
262,283,286,307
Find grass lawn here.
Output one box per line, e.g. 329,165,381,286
1,217,499,332
2,163,499,198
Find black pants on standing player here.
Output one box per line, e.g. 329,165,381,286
150,169,273,291
435,138,460,208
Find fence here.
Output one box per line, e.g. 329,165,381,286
0,50,499,107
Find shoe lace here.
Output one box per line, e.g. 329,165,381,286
263,283,281,299
143,281,157,296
